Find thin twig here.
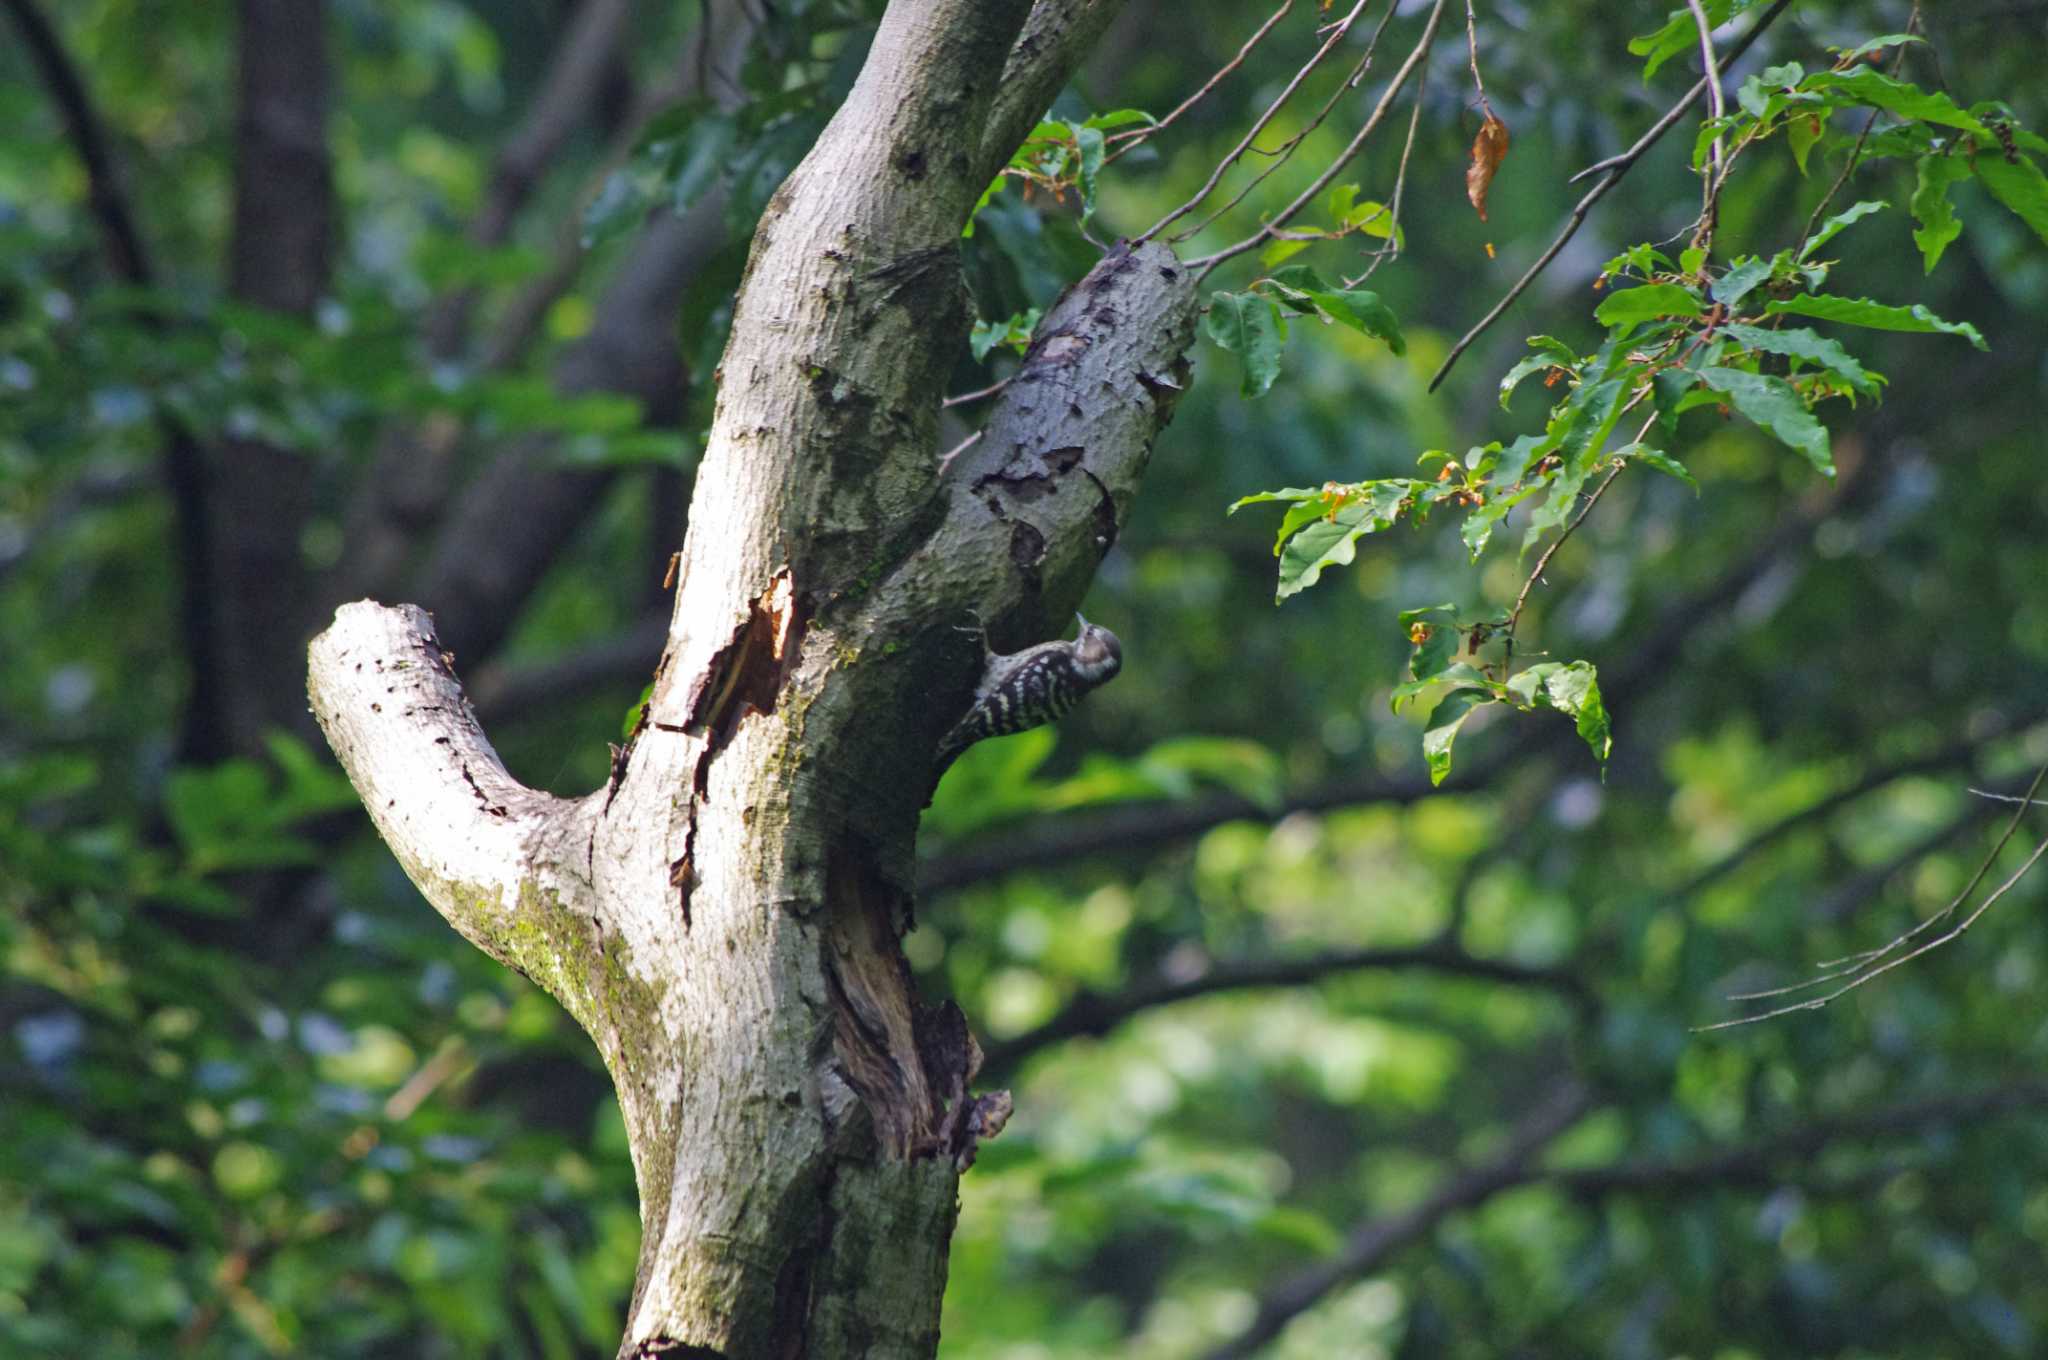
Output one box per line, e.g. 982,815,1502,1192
1191,0,1449,275
1795,5,1918,253
1970,788,2048,806
1463,0,1490,115
1106,0,1293,166
1142,0,1377,242
1684,0,1726,208
1504,414,1644,664
1347,9,1432,284
1699,757,2048,1030
1430,0,1794,392
1165,4,1398,248
941,377,1011,409
936,428,983,475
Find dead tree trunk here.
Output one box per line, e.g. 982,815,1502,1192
309,2,1193,1352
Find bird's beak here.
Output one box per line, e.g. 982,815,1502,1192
1074,612,1088,632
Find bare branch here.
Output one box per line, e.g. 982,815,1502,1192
2,0,231,759
1104,1,1293,166
1145,0,1380,243
981,942,1590,1079
1209,1079,2048,1358
1429,0,1794,392
1672,710,2046,901
2,0,152,281
1191,0,1449,274
1701,759,2048,1030
1204,1081,1593,1360
307,603,594,995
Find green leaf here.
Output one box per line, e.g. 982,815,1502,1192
1082,108,1155,131
1698,366,1833,476
1422,690,1491,786
1711,256,1774,307
623,683,654,740
1307,288,1406,355
667,112,739,215
1975,151,2048,250
1763,293,1987,349
581,169,650,249
1593,283,1702,330
1798,200,1886,260
1399,604,1461,683
1461,483,1535,560
1275,482,1411,600
1265,267,1406,355
1508,661,1612,772
1806,68,1988,137
1629,1,1751,82
1622,444,1698,492
1787,109,1831,175
1391,663,1496,714
1910,153,1970,272
1499,338,1577,408
1720,323,1880,395
1833,33,1924,63
962,173,1007,237
1070,123,1106,221
1259,238,1311,269
1205,292,1288,397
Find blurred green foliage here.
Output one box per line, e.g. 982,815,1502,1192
5,1,2048,1357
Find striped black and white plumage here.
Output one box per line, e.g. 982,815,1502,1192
935,615,1122,772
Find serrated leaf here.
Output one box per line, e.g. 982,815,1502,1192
1699,366,1833,476
1834,33,1924,63
1593,283,1702,329
1622,444,1698,492
1205,292,1288,397
1227,485,1330,510
1807,68,1989,137
1499,337,1578,409
1975,151,2048,250
1508,661,1612,772
1720,323,1880,395
1274,482,1411,600
1762,293,1986,349
1798,200,1886,260
1423,690,1491,786
1910,153,1970,272
1711,256,1774,306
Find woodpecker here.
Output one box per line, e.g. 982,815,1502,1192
935,614,1123,774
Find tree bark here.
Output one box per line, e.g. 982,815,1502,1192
309,2,1191,1353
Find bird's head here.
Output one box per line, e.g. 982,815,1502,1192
1071,614,1123,683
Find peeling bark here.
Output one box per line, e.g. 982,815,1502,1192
309,1,1190,1354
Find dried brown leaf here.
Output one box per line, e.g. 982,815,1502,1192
1466,112,1511,222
